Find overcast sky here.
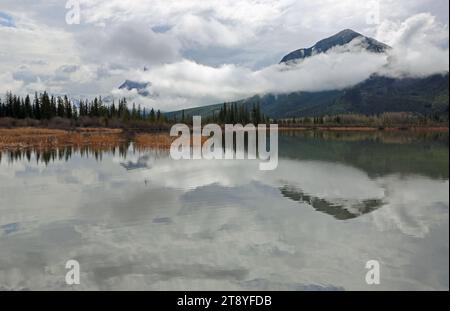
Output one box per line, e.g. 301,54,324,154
0,0,449,111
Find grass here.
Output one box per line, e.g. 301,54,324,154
133,133,174,149
134,133,210,149
0,127,125,150
2,125,446,151
0,127,210,150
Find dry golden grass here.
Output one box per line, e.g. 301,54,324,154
0,127,125,150
134,133,210,149
0,127,212,151
4,126,444,151
133,133,174,149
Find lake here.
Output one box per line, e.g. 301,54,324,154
0,130,448,290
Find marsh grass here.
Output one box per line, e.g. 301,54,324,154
0,128,210,151
133,133,210,149
0,127,125,150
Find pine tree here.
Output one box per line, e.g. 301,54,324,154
24,95,32,118
156,109,161,121
150,108,156,121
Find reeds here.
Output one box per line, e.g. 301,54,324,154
133,133,174,149
0,127,125,150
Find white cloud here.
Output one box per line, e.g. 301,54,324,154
0,1,448,111
170,14,246,48
377,13,449,78
0,11,81,95
77,22,180,66
77,0,288,30
115,23,448,111
130,46,387,111
0,72,23,94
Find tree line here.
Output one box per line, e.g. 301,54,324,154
0,91,165,122
274,112,447,127
175,102,268,125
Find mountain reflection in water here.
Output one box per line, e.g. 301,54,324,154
280,185,385,220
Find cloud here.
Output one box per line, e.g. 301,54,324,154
116,22,448,111
59,65,79,73
377,13,449,78
0,1,448,111
74,0,287,66
170,14,246,48
0,10,83,95
77,22,180,67
77,0,287,31
0,72,23,94
130,46,386,111
71,0,449,67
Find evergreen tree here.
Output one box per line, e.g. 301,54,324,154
149,108,156,121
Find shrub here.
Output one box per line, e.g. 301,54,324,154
0,117,16,128
48,117,72,129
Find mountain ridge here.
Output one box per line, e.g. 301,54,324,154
118,80,151,97
164,29,448,120
279,29,389,63
165,73,449,120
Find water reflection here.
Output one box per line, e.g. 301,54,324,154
0,143,171,166
280,185,385,220
1,130,447,179
279,130,449,179
120,154,153,171
0,131,448,290
0,144,130,165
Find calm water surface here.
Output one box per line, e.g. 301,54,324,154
0,131,448,290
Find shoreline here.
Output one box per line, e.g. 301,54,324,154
0,126,448,151
0,127,206,150
0,127,126,151
277,126,449,132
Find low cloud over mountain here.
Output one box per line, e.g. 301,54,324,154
0,1,448,112
120,13,448,111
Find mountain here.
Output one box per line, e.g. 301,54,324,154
166,73,449,119
118,80,151,97
166,29,448,120
280,29,389,63
322,73,449,116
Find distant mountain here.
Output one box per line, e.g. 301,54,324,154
167,73,449,120
165,89,344,120
118,80,151,97
321,73,449,117
166,29,448,119
280,29,389,63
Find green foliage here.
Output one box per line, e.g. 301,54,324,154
0,91,166,125
201,101,266,125
275,112,447,127
165,74,449,122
